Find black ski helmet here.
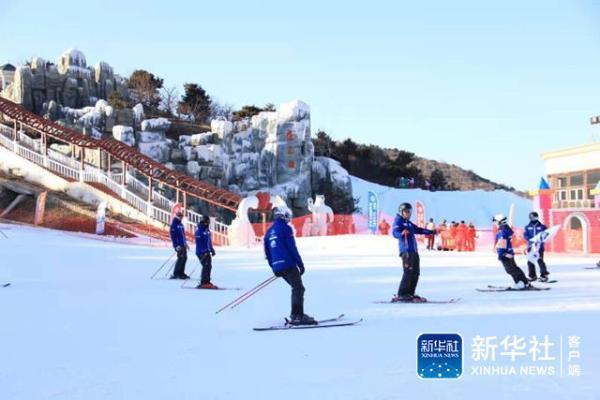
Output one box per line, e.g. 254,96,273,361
398,203,412,214
529,211,539,221
201,215,210,224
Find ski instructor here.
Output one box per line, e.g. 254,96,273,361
264,207,316,325
169,210,190,280
392,202,436,303
523,211,550,282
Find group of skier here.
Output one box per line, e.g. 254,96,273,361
169,210,217,289
167,201,553,325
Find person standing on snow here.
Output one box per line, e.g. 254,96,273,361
523,211,550,282
392,203,436,302
264,207,316,325
425,218,436,250
195,215,218,289
466,222,477,251
456,221,467,252
493,214,530,289
169,210,190,280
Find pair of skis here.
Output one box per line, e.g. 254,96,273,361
476,284,551,292
254,314,363,331
373,298,461,304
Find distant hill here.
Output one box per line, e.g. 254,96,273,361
312,131,523,195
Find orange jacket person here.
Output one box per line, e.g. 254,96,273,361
379,219,391,235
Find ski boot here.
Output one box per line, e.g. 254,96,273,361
288,314,318,326
170,273,190,280
513,281,532,290
528,276,538,282
538,276,549,283
411,294,427,303
197,282,219,289
391,295,415,303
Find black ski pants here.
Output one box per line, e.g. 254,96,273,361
279,267,305,317
527,249,549,279
174,247,187,277
197,252,213,284
500,255,528,284
398,252,420,297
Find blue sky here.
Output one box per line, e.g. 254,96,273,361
2,0,600,190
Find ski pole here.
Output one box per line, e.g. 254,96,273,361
215,275,278,314
181,266,198,288
227,275,279,312
150,252,175,279
0,229,8,239
164,260,177,278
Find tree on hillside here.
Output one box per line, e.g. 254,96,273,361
128,70,164,112
232,105,264,121
430,168,448,190
108,91,128,110
210,100,234,120
159,86,179,116
313,130,334,157
177,83,211,123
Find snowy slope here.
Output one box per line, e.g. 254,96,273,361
1,224,598,400
352,176,532,228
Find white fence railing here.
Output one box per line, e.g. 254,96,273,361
0,122,231,244
47,158,80,181
0,130,15,151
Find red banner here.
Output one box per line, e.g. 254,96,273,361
415,201,425,243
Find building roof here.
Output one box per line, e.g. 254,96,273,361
0,63,16,72
541,142,600,160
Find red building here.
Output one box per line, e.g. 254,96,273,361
531,142,600,254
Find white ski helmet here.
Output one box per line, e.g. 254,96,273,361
492,214,507,226
273,206,292,222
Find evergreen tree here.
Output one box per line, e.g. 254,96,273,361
177,83,211,123
128,70,163,112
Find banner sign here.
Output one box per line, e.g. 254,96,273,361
367,191,378,233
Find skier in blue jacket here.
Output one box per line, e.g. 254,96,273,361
493,214,529,289
264,207,316,325
169,210,190,280
523,211,550,282
392,203,436,302
195,215,217,289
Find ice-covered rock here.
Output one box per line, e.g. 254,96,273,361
211,118,233,139
132,104,145,124
191,132,215,146
141,118,171,132
1,48,129,114
186,161,200,178
137,118,171,163
112,125,135,147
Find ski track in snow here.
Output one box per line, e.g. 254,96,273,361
0,224,598,400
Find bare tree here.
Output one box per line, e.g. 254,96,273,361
160,86,179,116
210,100,234,120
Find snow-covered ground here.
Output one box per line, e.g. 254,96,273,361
1,223,599,400
351,176,532,228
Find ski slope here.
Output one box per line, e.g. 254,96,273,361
1,223,599,400
351,176,532,228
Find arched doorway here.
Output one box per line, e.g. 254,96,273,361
564,214,588,254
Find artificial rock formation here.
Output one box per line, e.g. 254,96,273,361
1,49,128,114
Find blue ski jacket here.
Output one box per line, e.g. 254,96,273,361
495,224,514,259
195,223,214,256
170,217,187,249
392,214,434,254
524,221,548,252
264,217,304,273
